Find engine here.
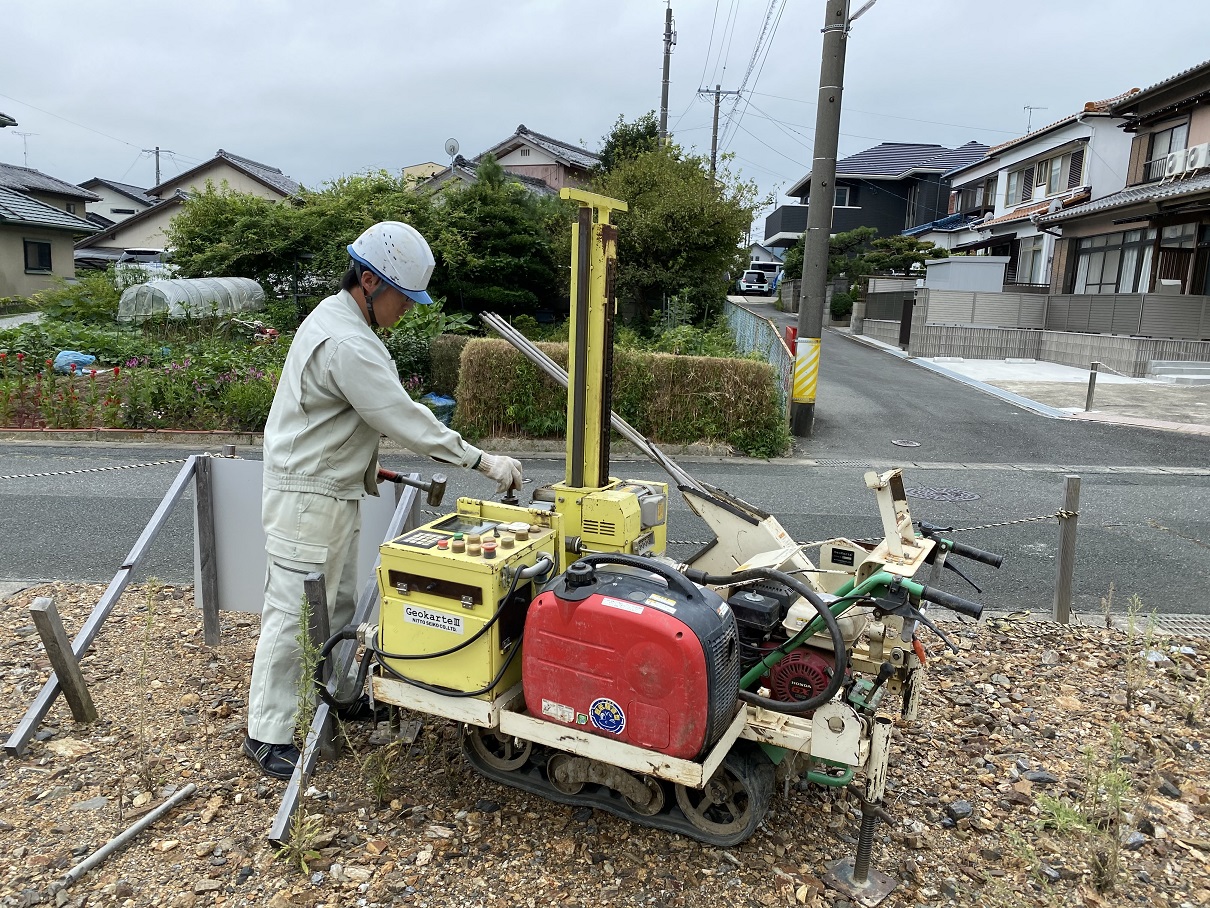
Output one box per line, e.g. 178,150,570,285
523,557,740,760
728,587,848,709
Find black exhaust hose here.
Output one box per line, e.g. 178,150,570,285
314,626,370,711
682,566,848,714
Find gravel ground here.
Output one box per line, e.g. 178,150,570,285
2,582,1210,908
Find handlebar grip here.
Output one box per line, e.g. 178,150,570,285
945,540,1005,569
918,584,983,620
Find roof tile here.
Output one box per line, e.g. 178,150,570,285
0,186,99,232
0,162,100,201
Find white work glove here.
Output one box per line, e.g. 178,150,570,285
476,453,523,494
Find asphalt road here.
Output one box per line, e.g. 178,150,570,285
1,433,1206,617
1,326,1207,616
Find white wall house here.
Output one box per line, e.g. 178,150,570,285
77,178,153,227
925,92,1137,288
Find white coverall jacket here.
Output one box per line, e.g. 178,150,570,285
247,289,483,745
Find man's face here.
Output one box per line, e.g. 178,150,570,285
362,272,416,327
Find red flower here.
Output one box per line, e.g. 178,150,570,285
15,353,23,361
114,366,120,377
69,363,77,373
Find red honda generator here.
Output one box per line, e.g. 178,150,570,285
523,555,741,760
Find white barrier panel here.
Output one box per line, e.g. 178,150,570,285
192,457,399,614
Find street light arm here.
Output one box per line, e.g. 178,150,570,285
849,0,878,23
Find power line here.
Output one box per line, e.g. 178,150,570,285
0,92,142,149
728,118,808,169
712,0,741,87
719,0,787,152
696,0,723,90
747,90,1020,135
117,150,148,182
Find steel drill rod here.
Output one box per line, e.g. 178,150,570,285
480,313,705,493
60,783,198,887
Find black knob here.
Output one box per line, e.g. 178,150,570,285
564,562,596,589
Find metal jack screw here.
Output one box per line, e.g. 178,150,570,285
823,791,897,907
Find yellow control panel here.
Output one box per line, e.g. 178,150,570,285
376,499,559,699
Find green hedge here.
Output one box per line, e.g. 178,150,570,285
430,334,469,397
453,339,789,457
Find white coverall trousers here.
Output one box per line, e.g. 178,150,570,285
246,488,361,745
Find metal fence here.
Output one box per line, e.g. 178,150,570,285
724,300,793,413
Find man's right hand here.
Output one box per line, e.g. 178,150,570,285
476,453,523,494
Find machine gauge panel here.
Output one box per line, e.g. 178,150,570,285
430,515,501,536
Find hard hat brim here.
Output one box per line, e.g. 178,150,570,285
348,246,433,305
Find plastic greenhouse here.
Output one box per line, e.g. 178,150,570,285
117,278,266,322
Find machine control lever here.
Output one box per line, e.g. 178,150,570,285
377,469,447,507
917,521,1005,569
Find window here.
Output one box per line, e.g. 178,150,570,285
1033,149,1084,197
905,184,919,228
1146,121,1189,181
1072,229,1156,294
110,207,136,215
1006,165,1034,206
1016,235,1045,284
66,202,77,215
23,239,52,273
519,147,530,157
834,185,850,207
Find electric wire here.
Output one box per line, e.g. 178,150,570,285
747,90,1020,136
0,93,143,149
696,0,723,91
719,0,787,152
711,0,741,88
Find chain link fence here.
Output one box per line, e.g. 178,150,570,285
724,300,793,413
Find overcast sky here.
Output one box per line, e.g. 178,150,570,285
5,0,1210,231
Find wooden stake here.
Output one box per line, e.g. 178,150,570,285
30,598,97,724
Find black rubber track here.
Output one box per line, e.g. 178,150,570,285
462,728,775,847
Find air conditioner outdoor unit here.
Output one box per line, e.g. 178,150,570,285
1184,143,1209,170
1165,149,1189,178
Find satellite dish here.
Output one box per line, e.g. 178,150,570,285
444,138,460,159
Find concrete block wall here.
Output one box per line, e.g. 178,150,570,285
862,319,902,347
908,325,1042,360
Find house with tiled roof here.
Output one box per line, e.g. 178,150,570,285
935,92,1137,289
1036,59,1210,327
75,149,301,269
77,177,155,229
763,141,988,250
0,163,99,298
424,125,599,195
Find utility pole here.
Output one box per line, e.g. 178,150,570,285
659,3,676,142
143,146,174,186
702,84,741,177
13,132,36,166
792,0,859,437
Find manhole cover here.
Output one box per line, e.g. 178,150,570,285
891,439,920,447
905,486,981,502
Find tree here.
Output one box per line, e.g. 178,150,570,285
595,112,660,174
427,155,565,318
862,234,948,273
780,226,878,282
593,144,762,322
167,172,435,302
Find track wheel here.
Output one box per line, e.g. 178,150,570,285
674,743,774,843
625,775,667,817
546,753,584,795
465,725,532,771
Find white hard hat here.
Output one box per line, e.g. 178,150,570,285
347,222,436,305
